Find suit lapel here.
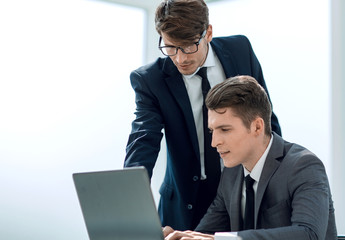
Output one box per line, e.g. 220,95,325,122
160,39,239,161
162,58,200,161
254,133,285,228
211,40,238,78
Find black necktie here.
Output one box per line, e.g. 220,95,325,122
244,175,255,230
196,67,220,179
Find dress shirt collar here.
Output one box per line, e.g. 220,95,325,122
243,134,274,183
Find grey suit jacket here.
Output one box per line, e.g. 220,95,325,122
196,132,337,240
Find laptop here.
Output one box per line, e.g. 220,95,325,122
73,167,164,240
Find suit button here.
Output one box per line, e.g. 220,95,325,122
193,176,199,181
187,204,193,210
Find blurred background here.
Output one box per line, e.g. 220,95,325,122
0,0,344,239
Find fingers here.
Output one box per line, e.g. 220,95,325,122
187,231,214,240
189,232,214,239
164,230,214,240
165,230,192,240
163,226,175,237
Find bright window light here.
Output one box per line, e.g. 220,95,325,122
0,0,144,239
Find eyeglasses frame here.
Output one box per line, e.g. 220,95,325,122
158,30,207,56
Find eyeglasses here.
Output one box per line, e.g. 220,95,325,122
158,30,206,56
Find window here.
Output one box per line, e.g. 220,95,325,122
0,0,144,239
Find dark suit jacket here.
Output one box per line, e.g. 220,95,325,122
124,35,281,230
196,132,337,240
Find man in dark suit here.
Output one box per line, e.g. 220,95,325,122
124,0,281,230
163,76,337,240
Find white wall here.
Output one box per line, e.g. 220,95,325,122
0,0,144,239
331,0,345,234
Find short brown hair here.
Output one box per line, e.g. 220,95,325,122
155,0,209,42
205,76,272,136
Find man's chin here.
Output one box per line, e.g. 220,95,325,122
223,160,239,168
177,65,197,75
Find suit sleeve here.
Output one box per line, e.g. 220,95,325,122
195,172,231,233
124,69,164,178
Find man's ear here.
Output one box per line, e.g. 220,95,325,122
251,117,264,136
206,24,213,42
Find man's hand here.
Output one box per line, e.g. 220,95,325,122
162,226,214,240
163,226,175,237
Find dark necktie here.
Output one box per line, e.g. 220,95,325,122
243,175,255,230
196,67,220,179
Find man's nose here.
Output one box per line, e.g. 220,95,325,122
175,48,188,63
211,132,218,148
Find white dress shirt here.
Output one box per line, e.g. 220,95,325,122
182,44,226,179
241,134,274,218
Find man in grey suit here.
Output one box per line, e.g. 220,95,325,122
163,76,337,240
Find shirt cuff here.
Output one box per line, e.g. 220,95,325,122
214,232,239,240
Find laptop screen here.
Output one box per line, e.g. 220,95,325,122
73,167,164,240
